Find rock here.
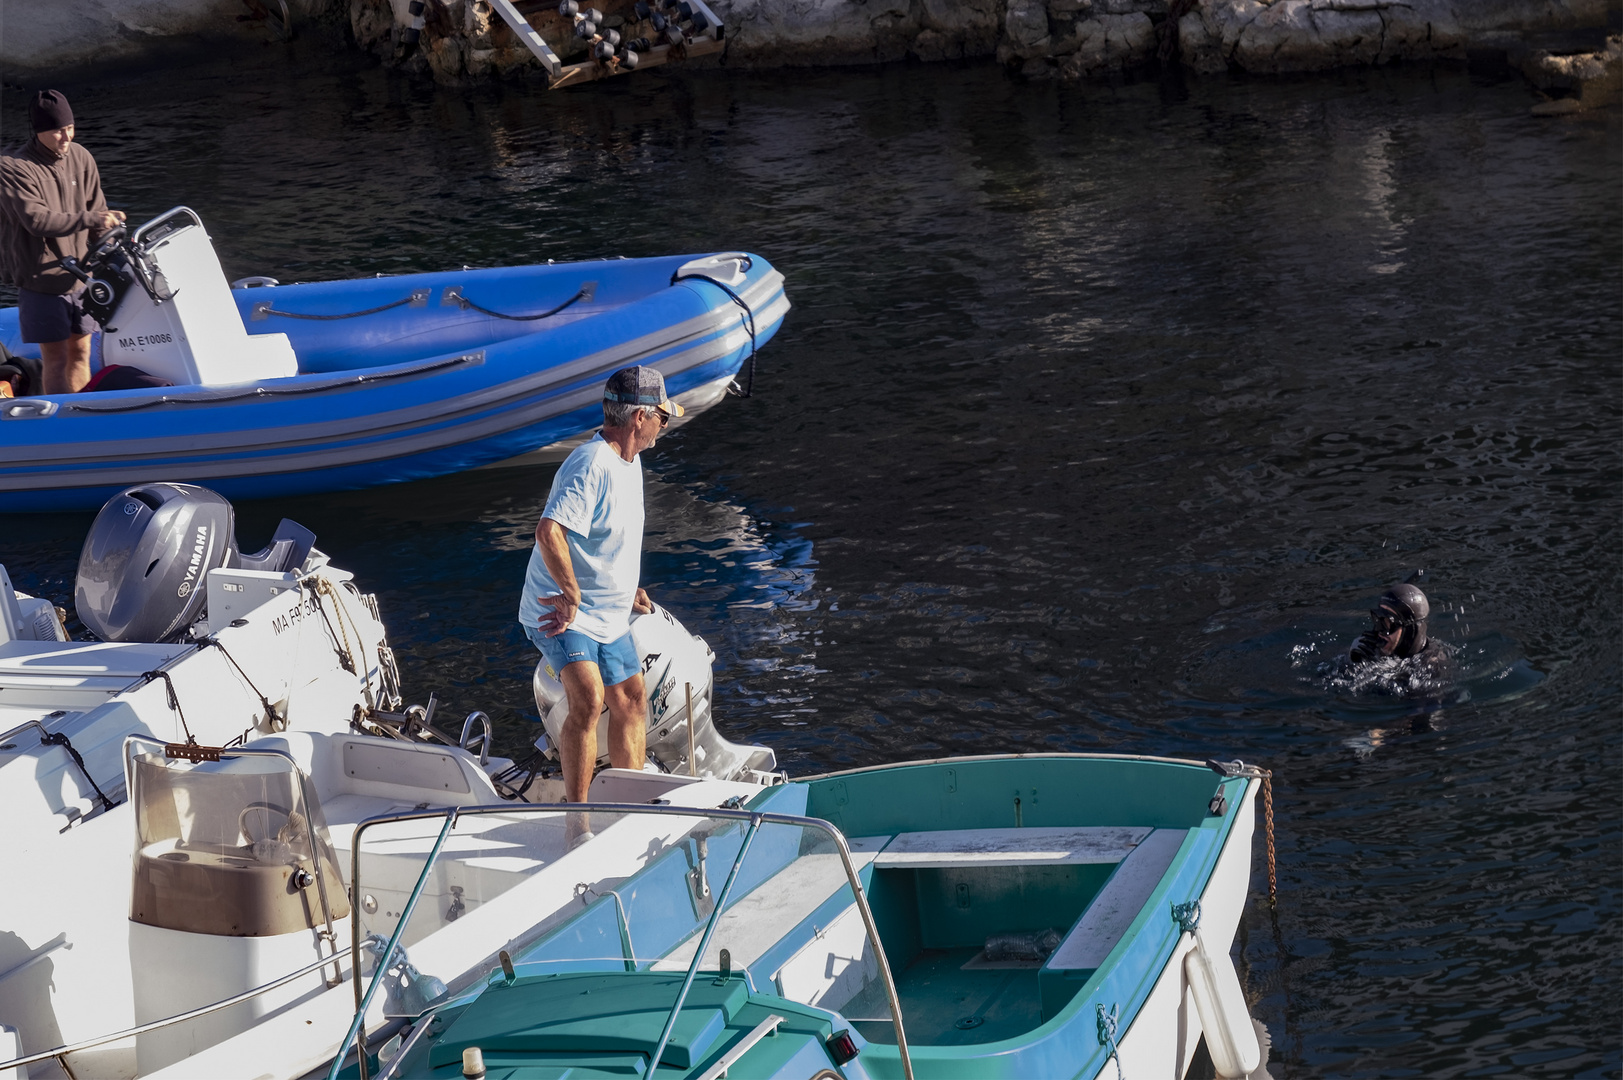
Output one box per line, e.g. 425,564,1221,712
6,0,1611,92
1176,0,1474,74
1058,10,1154,75
0,0,324,76
1092,0,1164,13
920,0,1002,37
426,29,467,76
720,0,923,66
1525,33,1622,111
1005,0,1054,55
1530,95,1586,113
351,0,397,56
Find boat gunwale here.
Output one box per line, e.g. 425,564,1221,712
796,750,1230,782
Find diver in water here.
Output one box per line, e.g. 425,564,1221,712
1347,583,1448,669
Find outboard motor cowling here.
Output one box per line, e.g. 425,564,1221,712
76,483,235,643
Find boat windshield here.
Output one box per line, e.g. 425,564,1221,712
332,802,910,1080
127,741,349,937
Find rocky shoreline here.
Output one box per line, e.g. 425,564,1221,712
355,0,1619,109
3,0,1618,110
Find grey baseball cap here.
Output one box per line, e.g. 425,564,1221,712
603,366,685,416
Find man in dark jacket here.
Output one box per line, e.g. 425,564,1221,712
0,91,124,393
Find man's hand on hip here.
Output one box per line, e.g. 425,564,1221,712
536,594,579,637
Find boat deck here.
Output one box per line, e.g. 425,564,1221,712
844,946,1044,1047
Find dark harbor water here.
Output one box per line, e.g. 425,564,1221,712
3,47,1618,1078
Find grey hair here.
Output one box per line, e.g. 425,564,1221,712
603,400,655,428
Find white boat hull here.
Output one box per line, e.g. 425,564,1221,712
1107,777,1261,1080
0,565,393,1080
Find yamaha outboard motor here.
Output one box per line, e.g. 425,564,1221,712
76,484,322,644
76,484,322,643
76,483,235,643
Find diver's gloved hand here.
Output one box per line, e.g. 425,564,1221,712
1348,630,1385,665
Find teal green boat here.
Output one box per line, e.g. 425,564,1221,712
324,754,1267,1080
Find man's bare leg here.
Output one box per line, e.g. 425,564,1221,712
603,673,647,771
39,334,92,394
560,660,607,845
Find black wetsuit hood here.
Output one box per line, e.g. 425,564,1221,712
1380,584,1430,658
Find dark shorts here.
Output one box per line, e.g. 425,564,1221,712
18,285,95,344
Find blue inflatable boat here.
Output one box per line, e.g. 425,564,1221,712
0,208,789,513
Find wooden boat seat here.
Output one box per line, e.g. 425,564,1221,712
1038,827,1189,1019
872,826,1152,869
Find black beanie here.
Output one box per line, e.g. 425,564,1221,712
29,90,74,134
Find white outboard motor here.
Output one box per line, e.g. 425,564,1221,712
532,604,777,782
75,483,319,644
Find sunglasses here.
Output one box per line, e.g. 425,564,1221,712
644,408,669,428
1370,609,1414,633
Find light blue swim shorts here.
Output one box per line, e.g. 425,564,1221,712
523,623,641,687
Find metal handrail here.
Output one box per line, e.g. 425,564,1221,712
695,1014,784,1080
459,711,492,765
0,718,49,747
0,950,346,1073
648,813,761,1079
326,802,914,1080
131,204,203,245
338,808,460,1080
1,717,122,813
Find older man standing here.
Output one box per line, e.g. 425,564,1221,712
520,366,685,828
0,90,124,394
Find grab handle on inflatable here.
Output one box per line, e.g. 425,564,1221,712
3,399,59,420
673,252,752,287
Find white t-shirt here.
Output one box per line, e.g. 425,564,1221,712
517,434,645,643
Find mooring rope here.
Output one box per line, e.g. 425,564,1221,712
1263,771,1277,908
308,578,357,676
142,668,197,745
1096,1003,1127,1080
1171,899,1201,935
40,731,116,812
675,272,758,397
202,636,282,731
1209,759,1278,908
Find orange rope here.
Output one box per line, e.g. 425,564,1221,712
1264,771,1278,907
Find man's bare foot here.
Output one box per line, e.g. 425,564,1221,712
566,809,593,851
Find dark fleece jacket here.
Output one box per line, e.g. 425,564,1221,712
0,138,108,295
